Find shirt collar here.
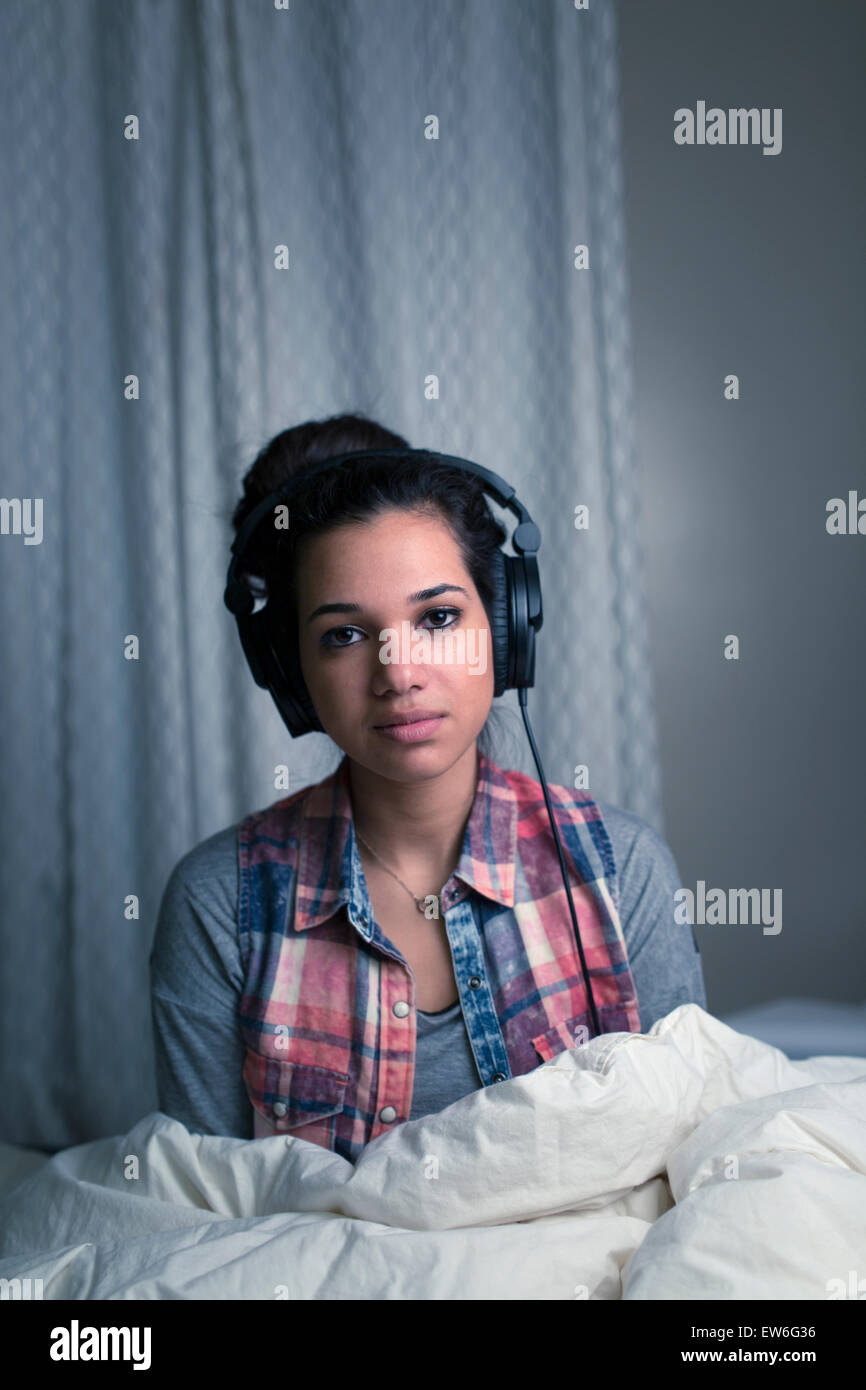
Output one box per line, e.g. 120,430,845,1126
293,747,517,932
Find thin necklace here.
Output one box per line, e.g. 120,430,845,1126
355,829,443,916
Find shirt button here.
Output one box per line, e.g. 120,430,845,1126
273,1101,288,1117
490,1072,506,1083
469,975,482,989
379,1105,398,1123
393,1000,410,1018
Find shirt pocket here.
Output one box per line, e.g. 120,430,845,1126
243,1046,350,1132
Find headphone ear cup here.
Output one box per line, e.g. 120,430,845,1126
286,665,322,736
264,611,323,737
488,548,512,696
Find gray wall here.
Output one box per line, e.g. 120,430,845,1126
615,0,866,1014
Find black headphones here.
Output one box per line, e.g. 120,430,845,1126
224,445,602,1037
223,448,544,738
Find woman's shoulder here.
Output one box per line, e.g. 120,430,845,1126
157,774,330,937
237,779,319,842
161,823,239,901
492,760,597,818
592,799,676,874
492,758,677,884
494,758,655,834
150,823,243,992
593,799,682,890
151,797,306,984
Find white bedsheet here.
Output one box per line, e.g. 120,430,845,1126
0,1004,864,1300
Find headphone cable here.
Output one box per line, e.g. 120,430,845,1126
518,687,602,1039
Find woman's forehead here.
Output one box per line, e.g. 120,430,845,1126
297,512,472,603
305,509,462,564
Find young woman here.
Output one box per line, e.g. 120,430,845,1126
149,413,707,1164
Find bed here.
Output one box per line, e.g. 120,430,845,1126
0,1001,863,1299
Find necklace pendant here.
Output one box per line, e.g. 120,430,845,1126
416,897,429,914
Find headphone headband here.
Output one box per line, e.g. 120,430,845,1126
227,448,541,572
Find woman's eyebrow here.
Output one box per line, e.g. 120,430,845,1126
306,583,469,625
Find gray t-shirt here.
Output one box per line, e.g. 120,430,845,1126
149,800,707,1136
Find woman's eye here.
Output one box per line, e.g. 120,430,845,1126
321,626,363,648
423,607,461,629
320,608,461,649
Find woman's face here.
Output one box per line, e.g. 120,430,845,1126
295,507,495,781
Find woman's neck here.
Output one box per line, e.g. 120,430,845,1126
346,742,479,871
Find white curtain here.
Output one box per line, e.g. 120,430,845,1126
0,0,662,1149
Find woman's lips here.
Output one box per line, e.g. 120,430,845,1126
373,715,446,743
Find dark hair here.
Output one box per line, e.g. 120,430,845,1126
231,412,508,759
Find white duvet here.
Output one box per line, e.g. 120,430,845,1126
0,1004,864,1300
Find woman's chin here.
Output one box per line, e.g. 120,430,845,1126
344,736,460,782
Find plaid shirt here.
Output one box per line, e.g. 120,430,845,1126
239,749,641,1163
